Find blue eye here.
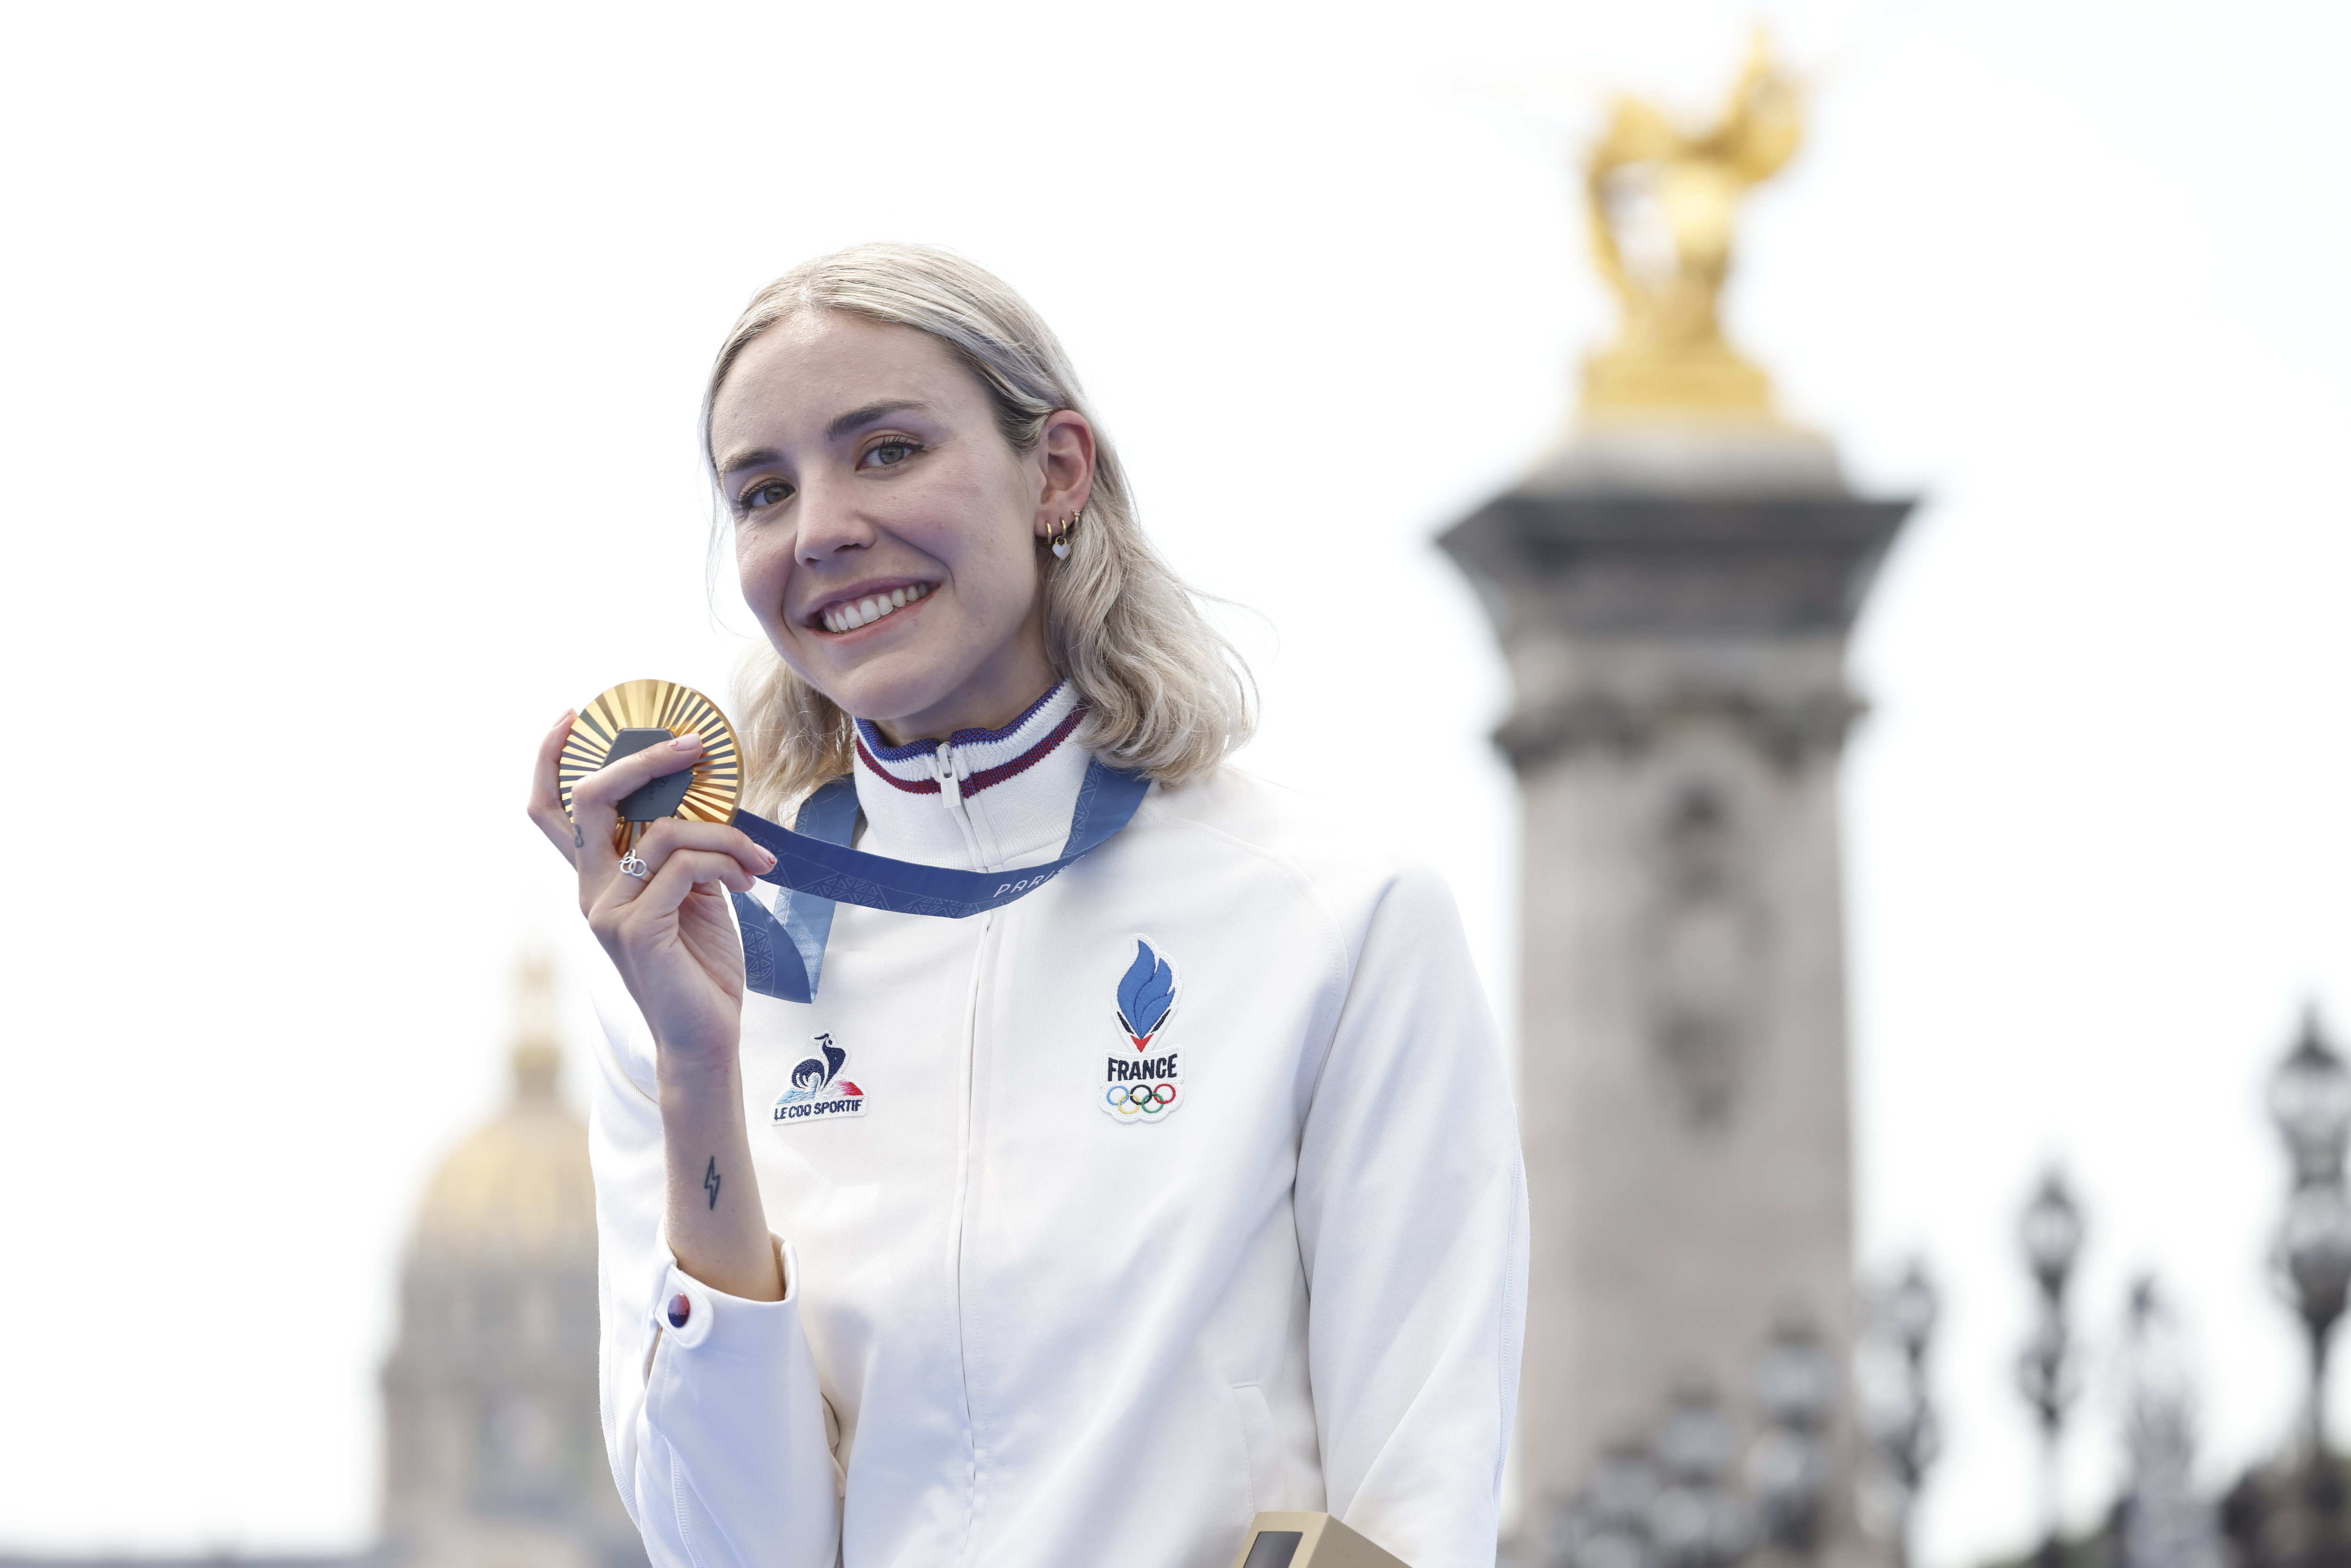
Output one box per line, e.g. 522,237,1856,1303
742,481,791,510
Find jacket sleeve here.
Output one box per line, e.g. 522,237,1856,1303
586,963,843,1568
1294,862,1529,1568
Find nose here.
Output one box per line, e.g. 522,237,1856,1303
795,477,875,566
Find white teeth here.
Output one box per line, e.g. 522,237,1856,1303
820,584,930,633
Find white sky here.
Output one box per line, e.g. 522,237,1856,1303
1,2,2345,1564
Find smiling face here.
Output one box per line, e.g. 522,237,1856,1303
711,311,1092,744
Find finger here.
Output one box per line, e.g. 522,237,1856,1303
569,731,708,903
631,817,779,883
598,847,762,930
526,709,582,867
569,730,708,824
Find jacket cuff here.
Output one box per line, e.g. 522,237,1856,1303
650,1234,797,1352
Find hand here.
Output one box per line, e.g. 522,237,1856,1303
525,711,779,1064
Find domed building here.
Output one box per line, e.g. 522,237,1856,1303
378,962,646,1568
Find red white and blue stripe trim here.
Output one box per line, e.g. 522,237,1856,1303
853,682,1086,797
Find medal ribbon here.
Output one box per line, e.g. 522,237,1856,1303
726,757,1151,1003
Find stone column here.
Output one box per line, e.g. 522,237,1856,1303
1442,424,1911,1564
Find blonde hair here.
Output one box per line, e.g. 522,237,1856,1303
705,242,1254,814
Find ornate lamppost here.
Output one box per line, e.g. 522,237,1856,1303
2269,1010,2351,1556
2017,1172,2085,1568
1747,1325,1833,1557
1650,1391,1750,1568
1550,1444,1659,1568
1863,1265,1941,1568
2116,1276,2219,1568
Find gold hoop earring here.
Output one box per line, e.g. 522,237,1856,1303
1051,506,1081,560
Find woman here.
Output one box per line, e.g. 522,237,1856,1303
528,244,1526,1568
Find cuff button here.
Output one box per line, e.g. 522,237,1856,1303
655,1274,714,1347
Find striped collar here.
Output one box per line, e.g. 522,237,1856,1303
842,681,1095,874
852,682,1085,797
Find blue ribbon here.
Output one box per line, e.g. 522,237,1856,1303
726,758,1151,1003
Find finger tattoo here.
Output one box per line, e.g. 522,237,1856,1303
573,822,584,848
703,1156,721,1211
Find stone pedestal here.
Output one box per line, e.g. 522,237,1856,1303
1442,424,1912,1562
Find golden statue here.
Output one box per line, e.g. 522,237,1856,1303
1581,32,1804,422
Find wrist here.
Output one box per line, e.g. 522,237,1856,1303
654,1034,741,1097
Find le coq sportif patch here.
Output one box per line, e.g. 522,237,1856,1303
1104,938,1182,1124
772,1034,867,1124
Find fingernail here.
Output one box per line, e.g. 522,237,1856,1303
552,709,574,728
669,731,702,752
760,848,778,868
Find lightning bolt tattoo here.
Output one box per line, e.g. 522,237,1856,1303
703,1156,721,1211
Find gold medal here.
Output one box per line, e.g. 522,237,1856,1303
559,679,743,852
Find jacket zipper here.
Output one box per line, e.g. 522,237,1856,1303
932,741,989,870
937,733,991,1562
950,904,995,1563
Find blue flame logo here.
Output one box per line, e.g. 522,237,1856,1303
1115,940,1177,1049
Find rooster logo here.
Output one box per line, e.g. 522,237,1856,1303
1115,940,1178,1051
791,1037,851,1094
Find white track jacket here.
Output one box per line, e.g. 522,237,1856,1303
586,684,1527,1568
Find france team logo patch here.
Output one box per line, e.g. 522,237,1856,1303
1104,939,1182,1123
773,1033,868,1125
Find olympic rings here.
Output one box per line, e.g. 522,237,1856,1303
1104,1082,1181,1114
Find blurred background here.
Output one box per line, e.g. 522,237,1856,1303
0,1,2344,1566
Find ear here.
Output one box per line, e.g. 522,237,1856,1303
1032,410,1098,536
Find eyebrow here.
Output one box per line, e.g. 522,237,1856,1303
716,446,782,479
826,399,928,441
716,401,933,478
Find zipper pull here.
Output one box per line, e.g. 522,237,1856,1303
935,741,964,810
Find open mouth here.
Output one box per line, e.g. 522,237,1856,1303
811,582,932,636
